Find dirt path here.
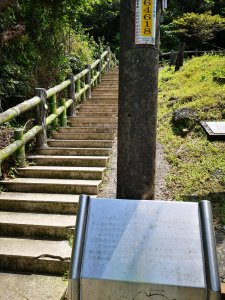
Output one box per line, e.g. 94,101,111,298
99,138,171,200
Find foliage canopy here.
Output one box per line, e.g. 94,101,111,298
0,0,102,110
172,12,225,48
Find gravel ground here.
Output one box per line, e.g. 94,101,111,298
99,137,225,284
99,138,171,200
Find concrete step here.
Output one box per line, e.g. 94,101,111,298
27,155,109,167
68,121,118,128
48,139,113,148
0,272,68,300
78,109,118,114
52,132,114,140
101,78,119,86
0,178,102,194
96,84,118,87
78,106,118,112
17,166,105,180
68,117,116,122
0,211,76,239
89,94,118,98
101,79,118,82
0,192,82,214
91,91,118,99
68,122,118,128
90,96,118,101
78,105,118,111
80,100,117,105
58,127,116,134
0,237,71,275
101,77,118,80
95,83,118,86
83,101,118,106
94,85,118,88
37,146,111,156
93,89,118,92
77,112,118,118
68,117,117,125
85,101,118,105
95,87,118,91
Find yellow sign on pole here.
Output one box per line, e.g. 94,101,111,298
135,0,157,45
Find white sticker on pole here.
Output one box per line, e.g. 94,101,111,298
135,0,157,45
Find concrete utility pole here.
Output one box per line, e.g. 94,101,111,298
117,0,162,199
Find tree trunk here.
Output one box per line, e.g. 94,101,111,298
0,0,17,12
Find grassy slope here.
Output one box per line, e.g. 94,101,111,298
158,54,225,225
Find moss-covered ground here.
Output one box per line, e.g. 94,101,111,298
158,54,225,225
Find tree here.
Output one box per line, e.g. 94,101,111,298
165,0,215,18
0,0,100,110
77,0,120,51
175,0,215,14
172,12,225,48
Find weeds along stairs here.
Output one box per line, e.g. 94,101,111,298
0,69,118,298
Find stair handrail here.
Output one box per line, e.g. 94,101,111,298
0,46,117,176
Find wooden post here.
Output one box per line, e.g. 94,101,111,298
49,94,58,127
94,69,98,87
35,88,47,148
117,0,162,200
85,64,92,99
91,69,94,88
169,49,177,66
97,55,102,84
76,79,81,104
175,42,185,71
67,73,76,116
105,46,110,71
60,98,67,127
81,77,86,101
14,128,26,167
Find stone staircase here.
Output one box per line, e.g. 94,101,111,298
0,69,118,298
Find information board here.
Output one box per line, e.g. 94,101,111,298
205,122,225,134
135,0,157,45
69,196,221,300
80,199,206,300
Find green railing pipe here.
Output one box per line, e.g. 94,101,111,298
46,99,72,125
0,125,42,176
0,96,41,126
91,59,100,70
0,98,73,174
